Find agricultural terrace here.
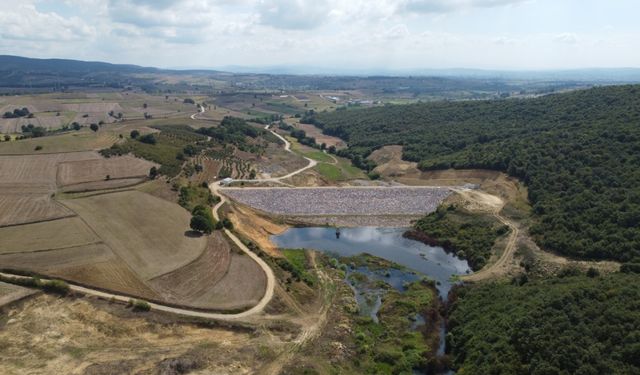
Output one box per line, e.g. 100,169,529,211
222,187,451,216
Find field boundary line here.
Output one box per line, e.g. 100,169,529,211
0,241,104,256
0,213,77,229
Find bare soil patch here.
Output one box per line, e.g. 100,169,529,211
227,204,288,257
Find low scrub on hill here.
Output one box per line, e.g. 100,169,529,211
447,272,640,374
406,204,508,271
314,85,640,263
101,125,207,177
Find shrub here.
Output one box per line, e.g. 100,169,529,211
130,129,140,138
139,134,156,145
131,299,151,312
41,280,70,295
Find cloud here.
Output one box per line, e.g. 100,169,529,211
257,0,331,29
400,0,527,14
0,3,95,42
554,32,579,44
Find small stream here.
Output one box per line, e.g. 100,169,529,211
272,226,471,367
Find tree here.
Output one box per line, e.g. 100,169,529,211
3,134,9,141
149,166,158,179
72,122,81,131
143,103,148,109
139,134,156,144
190,215,213,234
90,123,99,132
130,129,140,139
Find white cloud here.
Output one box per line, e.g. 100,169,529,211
0,3,95,42
400,0,527,14
554,32,579,44
256,0,331,29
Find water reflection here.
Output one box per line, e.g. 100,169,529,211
272,226,471,295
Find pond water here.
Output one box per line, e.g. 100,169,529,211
271,226,471,295
272,226,471,373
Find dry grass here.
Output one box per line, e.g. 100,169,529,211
57,155,157,186
61,190,207,280
0,217,99,254
294,122,346,149
0,131,118,155
0,295,264,375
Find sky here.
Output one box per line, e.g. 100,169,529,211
0,0,638,72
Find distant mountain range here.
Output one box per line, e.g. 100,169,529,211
2,55,640,95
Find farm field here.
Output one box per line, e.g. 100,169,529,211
0,151,101,226
57,155,157,188
61,190,206,280
0,130,118,155
223,186,451,216
0,217,99,254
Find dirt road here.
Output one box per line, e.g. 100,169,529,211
451,188,519,282
190,105,205,120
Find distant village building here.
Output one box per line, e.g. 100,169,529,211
221,177,233,186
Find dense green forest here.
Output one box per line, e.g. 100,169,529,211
407,205,508,271
447,273,640,374
313,85,640,262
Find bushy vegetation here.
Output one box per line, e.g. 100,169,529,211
100,125,206,176
352,279,437,374
279,249,316,287
3,107,31,118
196,116,278,154
315,85,640,262
178,184,218,211
447,273,640,374
190,205,216,234
128,299,151,312
408,205,508,270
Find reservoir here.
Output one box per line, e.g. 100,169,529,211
271,226,471,295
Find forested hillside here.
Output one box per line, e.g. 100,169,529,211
313,85,640,262
447,273,640,374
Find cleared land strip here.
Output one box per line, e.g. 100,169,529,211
222,186,451,216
